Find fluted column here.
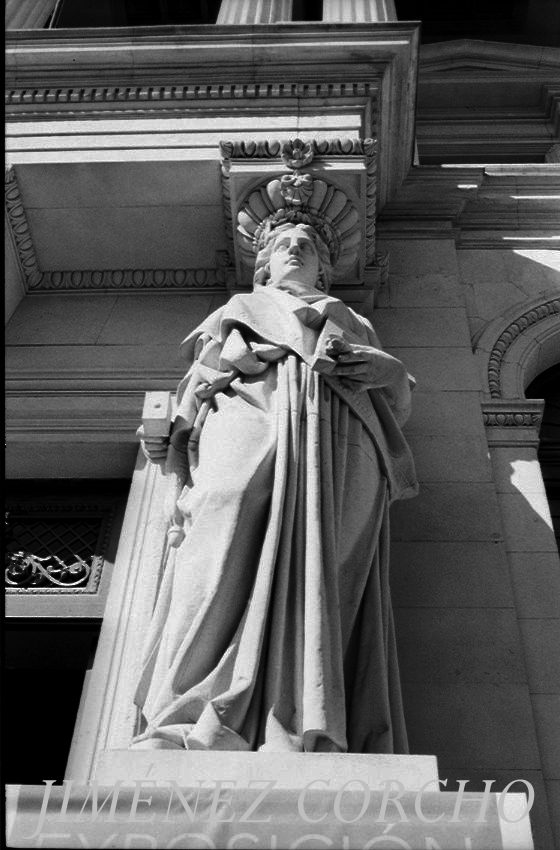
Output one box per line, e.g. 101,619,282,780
5,0,57,29
217,0,292,24
322,0,397,22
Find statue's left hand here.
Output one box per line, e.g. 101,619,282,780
331,343,406,391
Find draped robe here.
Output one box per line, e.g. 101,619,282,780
133,285,418,753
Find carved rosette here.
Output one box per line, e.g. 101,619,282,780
220,137,377,289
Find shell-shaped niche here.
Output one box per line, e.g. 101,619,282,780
237,175,360,275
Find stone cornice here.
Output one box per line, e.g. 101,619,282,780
417,42,560,166
419,39,560,73
6,81,376,109
5,24,419,210
5,389,148,435
377,165,560,244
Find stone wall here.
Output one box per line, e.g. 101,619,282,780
5,236,559,846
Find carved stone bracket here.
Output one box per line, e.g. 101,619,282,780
220,137,377,291
482,399,545,448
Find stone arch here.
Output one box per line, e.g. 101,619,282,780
475,291,560,401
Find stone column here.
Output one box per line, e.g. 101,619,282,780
322,0,397,22
217,0,292,24
5,0,57,29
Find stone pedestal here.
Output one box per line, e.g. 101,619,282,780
95,750,439,790
6,780,534,849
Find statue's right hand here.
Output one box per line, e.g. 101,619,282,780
136,426,169,462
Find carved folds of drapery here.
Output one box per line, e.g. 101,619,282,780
5,0,57,29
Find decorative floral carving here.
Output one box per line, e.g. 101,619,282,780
281,139,314,169
483,412,542,427
280,171,314,206
6,550,92,588
221,137,375,163
220,136,377,277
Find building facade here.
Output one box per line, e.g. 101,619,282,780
5,2,560,847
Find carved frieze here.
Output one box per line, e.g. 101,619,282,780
482,411,542,428
27,267,232,292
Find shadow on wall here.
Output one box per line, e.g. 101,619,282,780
387,357,559,850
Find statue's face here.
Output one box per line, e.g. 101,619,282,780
267,226,320,291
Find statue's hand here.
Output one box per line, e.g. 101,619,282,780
136,425,169,462
330,343,406,391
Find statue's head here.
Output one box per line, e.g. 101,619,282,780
253,223,333,292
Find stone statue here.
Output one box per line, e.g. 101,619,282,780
132,221,418,754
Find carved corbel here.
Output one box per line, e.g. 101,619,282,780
220,137,378,295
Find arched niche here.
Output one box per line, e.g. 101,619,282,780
475,291,560,402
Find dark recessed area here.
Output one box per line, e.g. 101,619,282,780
51,0,223,28
395,0,560,46
4,619,101,784
526,362,560,554
292,0,324,21
46,0,560,45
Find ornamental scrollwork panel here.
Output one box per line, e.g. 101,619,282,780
5,501,115,595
